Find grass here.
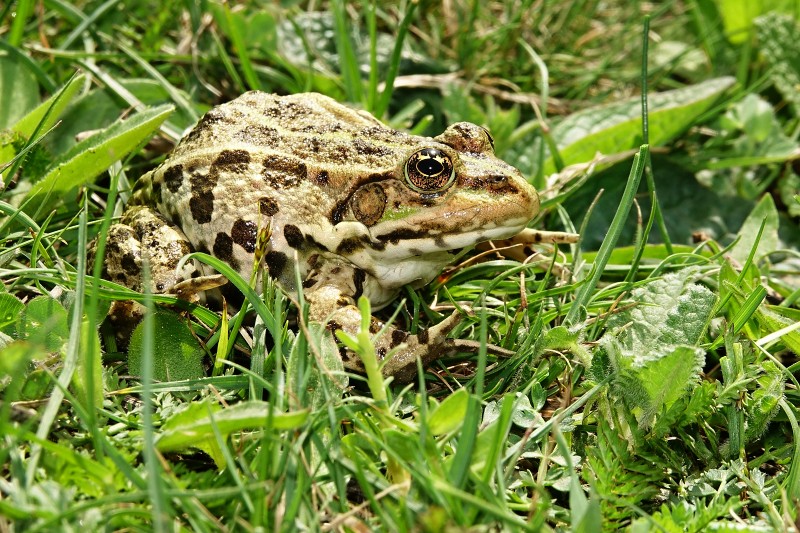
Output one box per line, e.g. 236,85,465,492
2,1,800,531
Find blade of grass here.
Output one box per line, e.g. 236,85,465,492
448,301,488,489
779,398,800,501
58,0,122,50
631,15,672,282
218,3,261,91
374,1,418,117
565,145,648,327
332,0,362,103
6,0,34,46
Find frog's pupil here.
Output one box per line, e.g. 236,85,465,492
418,158,443,176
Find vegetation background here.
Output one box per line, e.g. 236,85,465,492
1,0,799,530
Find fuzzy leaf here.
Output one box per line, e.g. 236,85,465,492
744,361,784,443
23,104,173,212
12,74,85,139
607,271,716,355
632,345,706,429
543,77,734,174
71,317,103,408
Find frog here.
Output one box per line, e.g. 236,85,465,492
101,91,569,383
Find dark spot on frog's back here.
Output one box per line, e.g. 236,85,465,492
212,149,251,172
265,251,288,278
283,224,304,249
315,170,329,186
189,191,214,224
262,155,307,188
213,232,235,264
189,171,217,224
353,268,366,299
121,253,139,276
259,197,279,216
336,237,363,255
231,218,258,253
183,110,224,145
163,164,184,193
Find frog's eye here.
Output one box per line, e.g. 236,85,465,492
404,148,455,193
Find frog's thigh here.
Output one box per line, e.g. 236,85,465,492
109,205,198,294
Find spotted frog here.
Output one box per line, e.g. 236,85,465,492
103,92,561,382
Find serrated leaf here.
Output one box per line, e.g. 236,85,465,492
631,345,706,429
607,271,716,355
23,104,173,211
127,310,204,382
543,77,734,174
428,387,469,435
729,194,779,264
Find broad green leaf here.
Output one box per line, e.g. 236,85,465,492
156,400,309,466
729,194,779,264
12,73,85,138
17,296,69,351
543,77,734,174
428,388,469,435
0,55,39,130
127,310,204,382
289,322,346,410
23,104,173,211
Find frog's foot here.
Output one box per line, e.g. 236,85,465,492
303,263,471,383
170,274,228,302
476,227,579,279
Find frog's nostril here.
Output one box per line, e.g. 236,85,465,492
489,175,507,184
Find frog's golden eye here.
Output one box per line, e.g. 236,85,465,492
404,148,455,193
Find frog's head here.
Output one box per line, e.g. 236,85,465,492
332,122,539,285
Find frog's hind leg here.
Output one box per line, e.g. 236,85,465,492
93,206,214,341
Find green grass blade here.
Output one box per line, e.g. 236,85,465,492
566,145,648,326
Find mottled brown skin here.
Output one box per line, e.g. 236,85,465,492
102,92,545,382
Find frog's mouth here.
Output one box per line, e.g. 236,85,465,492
369,202,535,256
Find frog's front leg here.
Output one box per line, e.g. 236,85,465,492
303,262,462,383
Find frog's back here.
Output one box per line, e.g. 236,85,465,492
130,92,420,292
